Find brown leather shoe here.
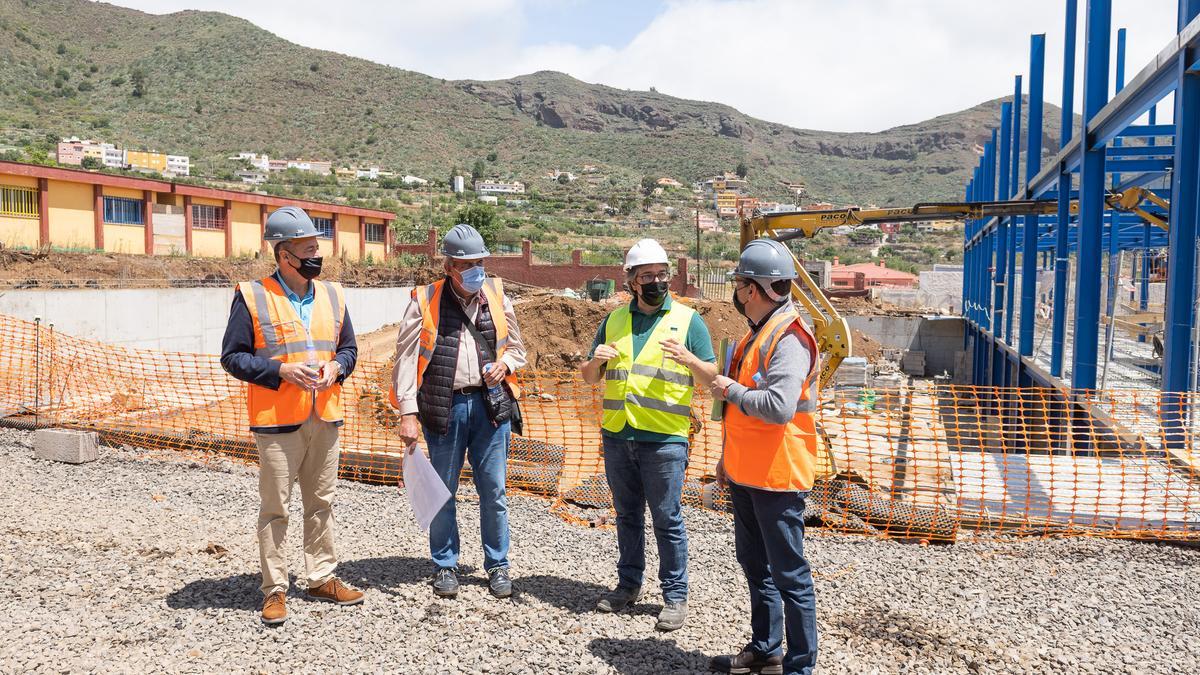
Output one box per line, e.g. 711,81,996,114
261,591,287,625
307,578,364,606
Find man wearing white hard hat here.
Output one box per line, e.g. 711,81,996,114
580,238,717,632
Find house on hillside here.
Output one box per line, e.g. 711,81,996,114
830,259,918,288
657,177,683,188
475,179,525,195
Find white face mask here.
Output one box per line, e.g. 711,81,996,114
459,265,486,293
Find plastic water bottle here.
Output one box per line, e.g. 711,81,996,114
305,340,319,390
482,363,508,416
661,325,680,367
482,363,503,397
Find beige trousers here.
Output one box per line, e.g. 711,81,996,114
255,415,341,596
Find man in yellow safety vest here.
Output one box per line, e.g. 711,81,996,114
580,238,717,632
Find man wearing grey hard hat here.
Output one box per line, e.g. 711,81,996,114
707,238,820,675
221,205,363,625
390,223,527,600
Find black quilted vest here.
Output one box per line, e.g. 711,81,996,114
417,284,503,435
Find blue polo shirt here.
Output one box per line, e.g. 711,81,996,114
273,270,314,331
589,294,716,444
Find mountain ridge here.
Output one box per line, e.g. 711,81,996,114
0,0,1066,205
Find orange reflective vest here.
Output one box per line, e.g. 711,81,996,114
722,306,820,492
388,277,521,408
238,275,346,431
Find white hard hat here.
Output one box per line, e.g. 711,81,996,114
624,238,669,271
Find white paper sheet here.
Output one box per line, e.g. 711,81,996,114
402,446,452,532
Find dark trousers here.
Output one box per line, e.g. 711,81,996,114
730,481,818,675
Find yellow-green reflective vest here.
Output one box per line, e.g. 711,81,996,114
601,303,696,437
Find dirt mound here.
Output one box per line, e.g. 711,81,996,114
356,293,755,373
690,299,747,347
0,248,433,288
513,296,611,371
852,329,884,362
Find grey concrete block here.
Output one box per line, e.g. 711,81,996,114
33,428,99,464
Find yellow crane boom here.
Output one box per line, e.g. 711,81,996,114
739,187,1168,389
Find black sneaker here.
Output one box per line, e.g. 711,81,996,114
488,567,513,598
432,567,459,598
709,646,783,674
596,585,642,613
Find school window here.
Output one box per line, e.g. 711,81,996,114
365,222,385,243
312,216,334,239
192,204,226,230
103,196,144,225
0,185,38,218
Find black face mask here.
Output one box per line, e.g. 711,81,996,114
638,281,669,307
287,252,323,280
733,284,750,318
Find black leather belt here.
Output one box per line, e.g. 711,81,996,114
454,386,482,395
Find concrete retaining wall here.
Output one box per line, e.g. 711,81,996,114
0,286,412,354
847,315,966,375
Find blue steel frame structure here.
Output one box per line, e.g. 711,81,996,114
963,0,1200,399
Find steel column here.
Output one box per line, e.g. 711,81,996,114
1051,0,1079,378
1162,0,1200,393
1005,76,1023,349
1069,0,1112,390
1020,35,1046,368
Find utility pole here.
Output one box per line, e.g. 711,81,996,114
695,208,701,276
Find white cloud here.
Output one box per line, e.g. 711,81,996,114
102,0,1182,132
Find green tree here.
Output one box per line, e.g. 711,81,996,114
471,158,486,182
735,160,748,178
130,68,147,97
80,156,103,170
640,175,657,195
557,173,570,185
486,151,498,162
454,202,499,247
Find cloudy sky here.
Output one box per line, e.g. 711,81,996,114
103,0,1181,132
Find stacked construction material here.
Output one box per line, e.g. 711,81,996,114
901,350,927,376
836,356,869,387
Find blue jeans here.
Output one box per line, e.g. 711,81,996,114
422,391,510,572
729,482,818,675
601,436,689,604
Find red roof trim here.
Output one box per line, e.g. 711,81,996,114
0,160,169,191
0,160,393,220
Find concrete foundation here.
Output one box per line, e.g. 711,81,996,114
0,286,413,354
847,315,965,376
33,428,99,464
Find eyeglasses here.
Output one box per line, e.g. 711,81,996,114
635,271,672,284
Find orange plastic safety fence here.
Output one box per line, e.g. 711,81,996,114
1,313,1197,542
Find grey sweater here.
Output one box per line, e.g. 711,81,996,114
725,303,813,425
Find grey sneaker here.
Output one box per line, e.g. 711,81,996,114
596,585,641,613
655,601,687,632
488,567,512,598
432,567,459,598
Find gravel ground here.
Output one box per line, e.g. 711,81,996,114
2,426,1198,674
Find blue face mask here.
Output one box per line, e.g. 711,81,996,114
459,265,486,294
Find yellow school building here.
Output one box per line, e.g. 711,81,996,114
0,160,395,261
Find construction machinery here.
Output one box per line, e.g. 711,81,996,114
739,187,1170,388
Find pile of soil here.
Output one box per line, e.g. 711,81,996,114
513,296,611,371
0,247,436,288
852,329,884,363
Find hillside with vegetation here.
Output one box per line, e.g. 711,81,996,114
0,0,1070,204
